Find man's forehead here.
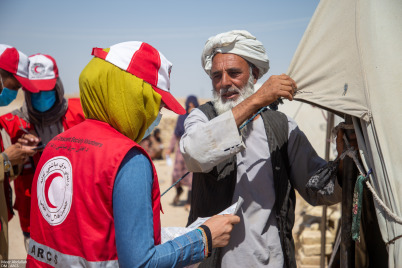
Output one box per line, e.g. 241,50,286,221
211,53,249,70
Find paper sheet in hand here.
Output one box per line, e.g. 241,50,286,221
161,197,243,244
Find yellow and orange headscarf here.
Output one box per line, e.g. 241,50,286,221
79,55,161,143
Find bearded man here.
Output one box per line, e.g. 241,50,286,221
180,30,343,268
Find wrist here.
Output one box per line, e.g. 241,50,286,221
196,228,207,259
199,225,212,258
1,152,12,173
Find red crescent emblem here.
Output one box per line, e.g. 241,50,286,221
34,66,40,73
44,172,63,209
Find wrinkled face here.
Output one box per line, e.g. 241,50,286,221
210,53,257,114
211,53,252,100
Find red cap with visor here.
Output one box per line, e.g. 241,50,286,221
0,44,39,93
28,53,59,91
92,41,185,115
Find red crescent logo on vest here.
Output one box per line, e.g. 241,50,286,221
37,156,73,226
44,172,63,209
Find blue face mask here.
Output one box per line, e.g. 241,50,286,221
0,76,18,106
142,112,162,140
31,90,57,112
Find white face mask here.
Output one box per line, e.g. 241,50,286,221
142,112,162,140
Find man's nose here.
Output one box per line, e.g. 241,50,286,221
220,72,231,89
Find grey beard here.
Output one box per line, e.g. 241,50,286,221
212,74,255,115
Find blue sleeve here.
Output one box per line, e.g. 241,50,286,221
113,148,205,268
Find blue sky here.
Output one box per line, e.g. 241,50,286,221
1,0,319,98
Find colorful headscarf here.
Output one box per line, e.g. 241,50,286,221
79,56,161,143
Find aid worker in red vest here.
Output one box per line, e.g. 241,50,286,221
0,44,40,261
0,53,85,252
27,41,240,267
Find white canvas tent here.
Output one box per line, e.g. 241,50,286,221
287,0,402,266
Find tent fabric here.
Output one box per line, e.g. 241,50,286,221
287,0,402,266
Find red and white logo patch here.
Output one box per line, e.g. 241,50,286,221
37,156,73,226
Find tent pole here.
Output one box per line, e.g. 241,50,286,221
340,115,357,268
321,112,334,268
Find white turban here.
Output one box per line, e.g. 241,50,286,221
201,30,269,79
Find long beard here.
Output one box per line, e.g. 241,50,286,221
212,75,255,115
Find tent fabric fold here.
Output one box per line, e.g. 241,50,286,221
287,0,402,266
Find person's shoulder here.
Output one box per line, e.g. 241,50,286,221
185,108,210,125
197,101,214,114
64,98,85,125
0,111,20,121
125,147,151,164
0,112,24,133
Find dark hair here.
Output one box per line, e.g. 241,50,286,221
0,69,14,79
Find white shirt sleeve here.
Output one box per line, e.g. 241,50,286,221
180,108,245,173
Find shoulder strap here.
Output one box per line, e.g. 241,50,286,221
189,102,237,224
261,109,296,268
261,109,289,153
196,102,236,181
198,101,217,120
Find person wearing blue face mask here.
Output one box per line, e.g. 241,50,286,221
0,53,85,253
0,44,41,261
0,44,39,107
0,74,18,106
30,90,57,113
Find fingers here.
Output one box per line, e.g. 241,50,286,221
278,74,297,99
279,73,297,89
256,74,297,105
21,146,38,157
5,144,34,165
18,133,40,146
225,214,240,225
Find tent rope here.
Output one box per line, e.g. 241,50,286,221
335,123,402,228
364,181,402,225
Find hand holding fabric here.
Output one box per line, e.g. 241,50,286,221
254,74,297,106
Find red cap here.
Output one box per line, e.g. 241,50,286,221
0,44,39,93
28,54,59,91
92,41,185,115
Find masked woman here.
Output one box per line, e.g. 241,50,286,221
0,53,85,251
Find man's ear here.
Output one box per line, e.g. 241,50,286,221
252,68,259,84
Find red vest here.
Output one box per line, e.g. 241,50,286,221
0,98,85,230
27,119,161,267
